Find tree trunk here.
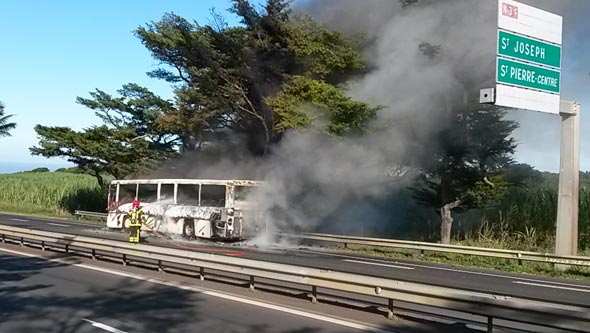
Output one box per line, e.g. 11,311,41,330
440,199,461,244
93,170,105,191
440,203,453,244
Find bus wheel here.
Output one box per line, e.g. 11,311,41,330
122,217,130,231
183,220,195,239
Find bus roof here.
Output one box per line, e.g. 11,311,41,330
110,179,264,186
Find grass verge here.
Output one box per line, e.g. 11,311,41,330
339,244,590,281
0,203,105,225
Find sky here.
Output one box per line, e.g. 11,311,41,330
0,0,588,174
0,0,238,172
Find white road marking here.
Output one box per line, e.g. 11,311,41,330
82,318,127,333
48,223,71,228
4,215,103,228
513,281,590,293
0,247,396,333
298,249,590,289
343,259,414,270
36,219,102,228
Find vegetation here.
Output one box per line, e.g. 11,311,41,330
409,63,518,243
30,84,177,188
346,243,590,281
31,0,378,185
0,101,16,138
29,167,50,173
18,0,588,278
345,216,590,280
0,172,105,216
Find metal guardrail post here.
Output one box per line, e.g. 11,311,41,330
487,317,494,333
388,299,395,320
311,286,318,304
41,241,45,251
199,267,205,281
122,254,127,266
2,234,5,243
249,276,255,291
91,249,96,260
157,260,164,272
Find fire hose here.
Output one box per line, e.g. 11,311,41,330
139,219,244,257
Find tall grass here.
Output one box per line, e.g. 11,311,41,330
466,186,590,251
0,172,105,215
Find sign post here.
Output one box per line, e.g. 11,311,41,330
556,101,581,265
481,1,579,265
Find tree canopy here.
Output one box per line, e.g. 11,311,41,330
31,0,378,185
408,40,518,243
0,101,16,138
134,0,376,153
31,84,177,188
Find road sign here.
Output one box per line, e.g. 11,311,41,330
494,84,560,115
494,0,562,114
497,57,560,93
498,30,561,68
498,0,562,44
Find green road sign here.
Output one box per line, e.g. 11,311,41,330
498,30,561,68
497,57,560,93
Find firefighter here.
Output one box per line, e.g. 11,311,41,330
128,199,144,243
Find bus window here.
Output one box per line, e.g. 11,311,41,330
108,184,117,210
201,185,225,207
177,184,199,205
235,186,252,201
160,184,175,202
119,184,137,205
137,184,158,203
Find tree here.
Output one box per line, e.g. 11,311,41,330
502,163,543,187
32,0,378,185
411,105,518,244
267,76,378,136
0,101,16,138
30,167,50,173
31,85,176,188
135,0,373,154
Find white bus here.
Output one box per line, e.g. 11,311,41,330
106,179,264,240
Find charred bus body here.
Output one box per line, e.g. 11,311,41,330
106,179,264,240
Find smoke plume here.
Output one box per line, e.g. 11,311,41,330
154,0,590,242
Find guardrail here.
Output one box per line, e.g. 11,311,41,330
0,225,588,332
74,210,107,221
281,232,590,267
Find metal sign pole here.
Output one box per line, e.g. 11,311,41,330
555,101,580,269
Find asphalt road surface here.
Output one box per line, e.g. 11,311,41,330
0,248,392,333
1,212,590,309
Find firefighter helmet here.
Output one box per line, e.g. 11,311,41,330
132,199,140,208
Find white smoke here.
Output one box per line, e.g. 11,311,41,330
152,0,590,245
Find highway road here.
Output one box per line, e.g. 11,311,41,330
1,212,590,311
0,249,391,333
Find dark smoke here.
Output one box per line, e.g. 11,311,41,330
153,0,590,243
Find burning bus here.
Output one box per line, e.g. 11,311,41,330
106,179,264,240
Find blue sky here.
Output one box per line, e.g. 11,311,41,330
0,0,588,173
0,0,237,172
